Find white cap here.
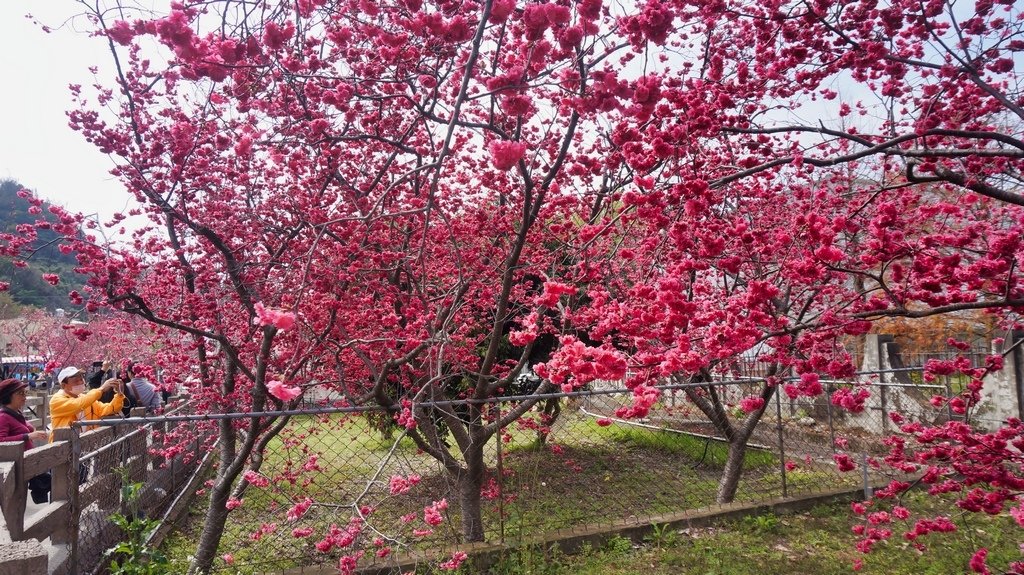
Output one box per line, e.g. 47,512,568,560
57,367,84,383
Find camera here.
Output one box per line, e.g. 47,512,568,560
92,361,103,368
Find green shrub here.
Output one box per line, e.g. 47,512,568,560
105,468,172,575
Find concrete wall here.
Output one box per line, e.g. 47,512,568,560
858,333,1022,432
973,333,1023,429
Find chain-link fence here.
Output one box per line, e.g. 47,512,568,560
4,336,1009,574
67,400,202,575
55,374,953,575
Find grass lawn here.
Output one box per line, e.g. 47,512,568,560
477,492,1022,575
159,407,860,573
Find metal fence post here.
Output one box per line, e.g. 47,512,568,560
129,408,147,481
1013,330,1024,420
879,384,889,434
494,400,505,544
774,388,787,499
825,380,836,451
944,376,954,422
861,452,873,499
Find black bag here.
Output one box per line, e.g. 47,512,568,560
28,472,51,504
122,381,139,417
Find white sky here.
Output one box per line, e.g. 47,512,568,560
0,1,133,221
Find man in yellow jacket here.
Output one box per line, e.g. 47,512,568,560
49,366,125,441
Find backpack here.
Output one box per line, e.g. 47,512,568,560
122,381,140,417
28,472,51,504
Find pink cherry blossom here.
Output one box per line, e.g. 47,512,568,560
439,551,468,571
243,470,270,487
249,522,277,541
834,453,857,472
388,474,422,495
423,499,448,526
488,140,527,170
969,549,990,574
266,379,302,401
254,302,297,330
831,388,870,413
738,396,765,414
338,552,364,575
287,497,313,521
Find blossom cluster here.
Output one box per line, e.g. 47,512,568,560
267,379,302,401
831,387,870,413
286,497,313,521
423,498,448,526
388,474,422,495
535,336,628,393
314,517,364,553
254,302,297,330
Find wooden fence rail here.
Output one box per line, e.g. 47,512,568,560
0,400,201,575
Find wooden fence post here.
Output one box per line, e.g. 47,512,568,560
51,427,79,574
0,442,27,541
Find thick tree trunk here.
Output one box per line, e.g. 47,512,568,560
457,445,486,542
716,439,748,504
189,480,232,574
189,414,244,575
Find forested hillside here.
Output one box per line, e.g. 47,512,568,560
0,179,86,311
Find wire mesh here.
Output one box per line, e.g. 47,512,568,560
60,375,953,574
13,338,1005,574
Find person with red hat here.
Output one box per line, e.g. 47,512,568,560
0,378,47,448
1,378,53,503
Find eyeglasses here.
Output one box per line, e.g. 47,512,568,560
13,390,27,396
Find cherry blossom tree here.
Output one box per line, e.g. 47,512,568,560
555,0,1024,564
0,307,147,380
7,0,633,569
496,0,1024,508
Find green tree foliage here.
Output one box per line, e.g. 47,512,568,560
0,179,87,311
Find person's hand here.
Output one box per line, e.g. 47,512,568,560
101,378,121,392
29,431,48,442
